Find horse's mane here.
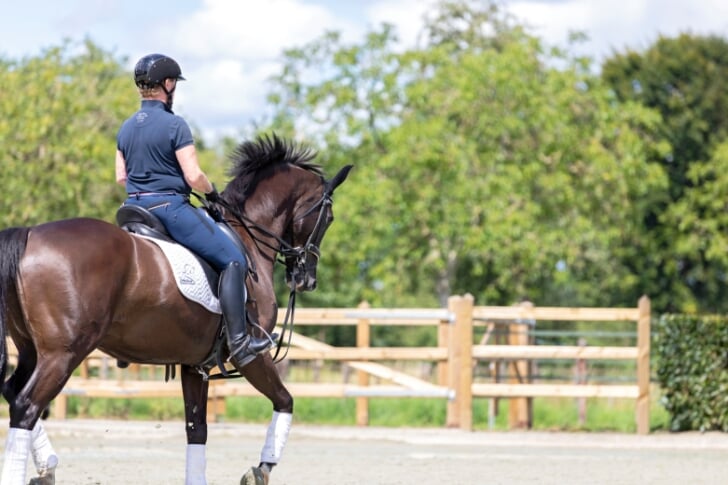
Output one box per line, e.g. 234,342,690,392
223,133,322,204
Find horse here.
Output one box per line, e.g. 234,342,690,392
0,134,352,485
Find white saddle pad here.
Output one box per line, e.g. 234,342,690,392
135,234,222,314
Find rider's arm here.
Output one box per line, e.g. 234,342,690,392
176,144,214,194
115,150,127,187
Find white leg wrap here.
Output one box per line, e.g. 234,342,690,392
260,411,292,464
31,421,58,476
185,444,207,485
1,428,31,485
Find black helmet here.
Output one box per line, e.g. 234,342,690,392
134,53,185,88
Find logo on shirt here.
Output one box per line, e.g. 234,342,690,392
135,112,148,124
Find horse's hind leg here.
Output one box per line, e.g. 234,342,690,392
1,342,57,479
2,345,55,484
2,352,76,485
27,421,58,484
181,365,210,485
2,412,60,485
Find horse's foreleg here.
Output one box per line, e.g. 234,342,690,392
29,420,59,483
241,355,294,482
181,365,210,485
260,410,293,470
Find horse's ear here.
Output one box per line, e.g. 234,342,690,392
328,165,353,192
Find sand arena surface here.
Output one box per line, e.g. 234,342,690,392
2,419,728,484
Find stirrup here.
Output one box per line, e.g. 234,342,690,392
228,335,276,368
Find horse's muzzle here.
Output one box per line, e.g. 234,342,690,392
286,268,317,292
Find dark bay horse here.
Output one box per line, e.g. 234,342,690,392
0,134,352,484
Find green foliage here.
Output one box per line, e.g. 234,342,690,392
3,1,728,319
267,0,668,311
603,34,728,192
0,40,134,226
654,314,728,431
65,396,185,421
529,396,669,432
369,398,447,426
667,141,728,312
602,34,728,313
0,39,223,228
47,394,668,431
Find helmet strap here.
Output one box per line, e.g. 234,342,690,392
161,81,176,112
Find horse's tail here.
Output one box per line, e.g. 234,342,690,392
0,226,30,386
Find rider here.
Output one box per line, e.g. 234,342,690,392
115,53,272,368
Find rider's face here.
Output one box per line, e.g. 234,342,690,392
165,78,177,94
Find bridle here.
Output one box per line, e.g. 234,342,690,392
201,179,335,362
279,189,333,283
213,179,333,275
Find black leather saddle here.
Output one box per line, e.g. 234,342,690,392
115,204,220,293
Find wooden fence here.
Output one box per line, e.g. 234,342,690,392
5,295,651,434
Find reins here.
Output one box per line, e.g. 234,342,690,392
192,183,333,366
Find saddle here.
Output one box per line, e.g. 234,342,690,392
114,204,251,379
116,204,220,292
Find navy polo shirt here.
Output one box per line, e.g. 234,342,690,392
117,100,194,194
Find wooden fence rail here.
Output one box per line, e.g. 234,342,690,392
5,295,651,434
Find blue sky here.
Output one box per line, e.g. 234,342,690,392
2,0,727,143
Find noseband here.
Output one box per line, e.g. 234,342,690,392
278,193,332,280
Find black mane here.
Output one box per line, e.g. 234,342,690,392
223,133,321,205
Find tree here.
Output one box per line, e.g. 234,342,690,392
0,40,226,231
602,34,728,312
0,40,133,226
668,142,728,311
265,0,668,310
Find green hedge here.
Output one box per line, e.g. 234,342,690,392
655,314,728,431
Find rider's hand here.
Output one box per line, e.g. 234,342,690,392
205,185,221,203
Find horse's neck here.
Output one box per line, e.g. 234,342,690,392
241,185,294,262
239,207,289,330
242,206,288,265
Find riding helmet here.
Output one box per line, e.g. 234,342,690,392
134,53,186,88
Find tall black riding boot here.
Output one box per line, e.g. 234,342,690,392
218,261,273,368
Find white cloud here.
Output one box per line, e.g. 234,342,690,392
143,0,370,141
366,0,436,47
507,0,728,61
6,0,726,143
168,0,728,142
161,0,353,62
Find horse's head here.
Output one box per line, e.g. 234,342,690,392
282,164,352,292
223,134,352,293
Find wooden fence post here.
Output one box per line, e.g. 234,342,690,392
207,378,226,422
636,295,651,435
438,309,450,388
575,337,588,427
446,294,474,430
356,301,371,427
508,301,533,429
54,395,68,419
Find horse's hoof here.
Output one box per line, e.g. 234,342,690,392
28,472,55,485
241,466,268,485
